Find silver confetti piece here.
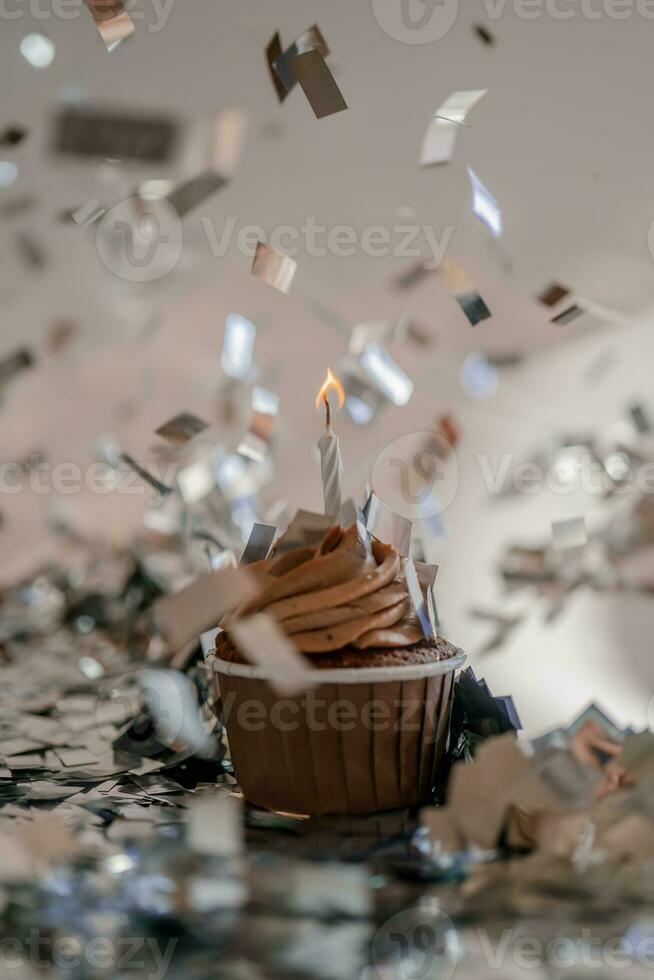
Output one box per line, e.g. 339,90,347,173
176,458,215,505
363,492,412,557
551,304,584,326
166,170,228,219
438,259,491,326
468,166,502,237
420,90,487,167
339,499,364,528
153,565,258,652
240,523,278,565
139,669,216,758
272,510,335,555
230,614,312,695
72,199,106,229
404,559,433,639
119,452,173,496
268,25,330,101
551,517,587,551
630,403,652,436
359,342,413,406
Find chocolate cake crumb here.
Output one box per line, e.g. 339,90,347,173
214,630,460,670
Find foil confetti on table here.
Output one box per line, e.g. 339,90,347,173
0,525,651,980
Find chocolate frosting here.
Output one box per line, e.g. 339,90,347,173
224,523,426,654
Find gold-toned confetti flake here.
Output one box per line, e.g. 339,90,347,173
290,49,348,119
83,0,135,50
538,282,571,307
251,242,297,293
154,412,209,446
266,32,287,102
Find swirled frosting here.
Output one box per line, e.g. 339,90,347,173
224,523,426,653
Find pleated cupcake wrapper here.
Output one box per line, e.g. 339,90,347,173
210,653,464,816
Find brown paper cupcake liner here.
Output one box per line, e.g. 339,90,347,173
211,654,464,816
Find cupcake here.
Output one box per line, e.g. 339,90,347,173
209,520,465,815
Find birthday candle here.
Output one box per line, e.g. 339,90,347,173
315,368,345,518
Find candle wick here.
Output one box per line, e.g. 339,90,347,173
324,394,332,432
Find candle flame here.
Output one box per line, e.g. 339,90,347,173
315,367,345,411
